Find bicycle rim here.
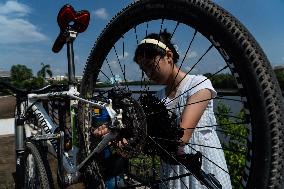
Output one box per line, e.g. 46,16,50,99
79,0,284,188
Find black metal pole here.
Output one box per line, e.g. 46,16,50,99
67,41,76,84
66,30,77,85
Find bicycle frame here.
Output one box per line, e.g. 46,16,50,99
11,26,124,187
21,82,121,183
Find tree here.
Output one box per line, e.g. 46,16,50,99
37,62,52,78
10,64,33,82
204,73,237,89
216,102,246,188
274,70,284,90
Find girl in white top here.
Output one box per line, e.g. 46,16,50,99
133,30,232,189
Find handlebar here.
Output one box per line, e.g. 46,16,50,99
0,80,28,96
0,81,68,96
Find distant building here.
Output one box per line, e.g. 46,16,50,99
46,75,82,82
75,76,82,82
274,65,284,73
47,75,67,81
0,70,11,79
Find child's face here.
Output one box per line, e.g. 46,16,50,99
137,54,173,84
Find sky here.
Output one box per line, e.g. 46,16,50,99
0,0,283,78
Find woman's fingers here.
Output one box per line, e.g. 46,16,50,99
114,138,128,148
92,124,109,136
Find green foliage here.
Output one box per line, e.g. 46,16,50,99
129,154,161,180
9,64,48,90
0,77,12,95
274,70,284,90
216,102,247,188
25,77,45,89
205,70,284,92
10,64,33,83
204,73,237,89
37,62,52,78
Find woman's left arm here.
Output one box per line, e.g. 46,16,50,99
179,88,213,144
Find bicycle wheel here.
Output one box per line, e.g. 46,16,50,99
23,142,52,189
78,0,284,188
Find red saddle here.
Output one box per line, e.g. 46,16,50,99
52,4,90,53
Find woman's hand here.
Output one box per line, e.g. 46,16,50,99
91,124,109,137
91,125,128,147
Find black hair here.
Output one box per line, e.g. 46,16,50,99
133,29,179,64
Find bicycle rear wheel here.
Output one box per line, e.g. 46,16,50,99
78,0,284,188
23,142,52,189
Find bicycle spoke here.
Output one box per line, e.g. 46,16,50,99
150,135,245,154
105,58,115,80
214,113,245,120
129,154,192,188
113,45,129,90
165,65,229,105
215,96,244,103
159,18,165,34
128,156,172,188
144,134,216,185
99,70,111,82
215,128,247,140
164,29,198,101
122,35,125,59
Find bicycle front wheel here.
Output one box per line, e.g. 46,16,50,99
79,0,284,188
23,142,52,189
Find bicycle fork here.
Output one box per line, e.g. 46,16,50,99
14,99,27,188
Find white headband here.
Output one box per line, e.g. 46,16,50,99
139,38,170,51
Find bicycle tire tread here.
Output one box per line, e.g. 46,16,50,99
25,142,51,189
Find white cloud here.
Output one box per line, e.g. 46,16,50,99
0,1,47,44
0,1,30,16
93,8,109,20
118,52,129,59
185,50,198,60
109,60,119,69
75,55,80,63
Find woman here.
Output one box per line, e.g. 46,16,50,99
133,30,232,189
94,30,232,188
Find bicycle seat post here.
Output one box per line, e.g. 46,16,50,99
66,29,77,86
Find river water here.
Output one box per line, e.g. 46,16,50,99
98,85,243,116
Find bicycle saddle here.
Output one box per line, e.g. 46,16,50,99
52,4,90,53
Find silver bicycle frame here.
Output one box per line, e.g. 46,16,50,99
26,86,122,174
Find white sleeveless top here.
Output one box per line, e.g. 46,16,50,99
161,75,232,189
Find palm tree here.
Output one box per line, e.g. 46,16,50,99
37,62,52,78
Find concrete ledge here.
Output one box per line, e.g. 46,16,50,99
0,118,15,135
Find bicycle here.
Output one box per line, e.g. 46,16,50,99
1,0,284,188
